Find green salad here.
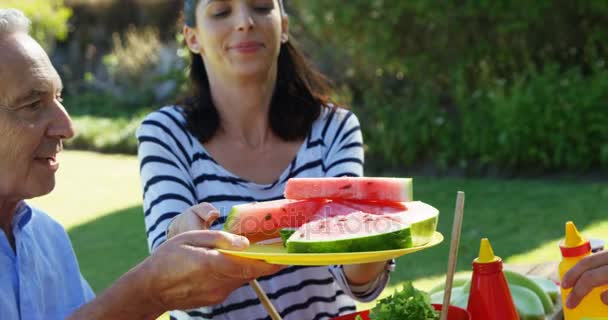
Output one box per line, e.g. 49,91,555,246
369,282,439,320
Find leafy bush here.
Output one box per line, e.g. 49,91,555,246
291,1,608,173
3,0,72,50
62,90,152,154
464,64,608,171
65,115,145,155
101,26,187,103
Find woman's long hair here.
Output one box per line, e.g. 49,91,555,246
181,6,334,143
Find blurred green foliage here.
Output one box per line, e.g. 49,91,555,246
62,91,151,154
66,115,144,155
2,0,72,50
291,0,608,173
29,0,607,174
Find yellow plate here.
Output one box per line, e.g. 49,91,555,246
218,232,443,266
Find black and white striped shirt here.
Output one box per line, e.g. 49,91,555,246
136,105,391,320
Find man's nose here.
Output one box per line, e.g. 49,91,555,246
46,99,75,139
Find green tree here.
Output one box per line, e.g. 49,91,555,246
290,1,608,172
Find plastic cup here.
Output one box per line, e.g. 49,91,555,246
432,304,471,320
329,310,370,320
329,305,471,320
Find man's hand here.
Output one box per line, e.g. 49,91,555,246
143,230,284,309
561,250,608,308
68,230,284,319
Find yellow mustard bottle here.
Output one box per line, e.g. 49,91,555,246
559,221,608,319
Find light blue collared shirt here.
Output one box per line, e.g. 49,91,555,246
0,202,94,320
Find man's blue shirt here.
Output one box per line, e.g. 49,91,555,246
0,202,94,319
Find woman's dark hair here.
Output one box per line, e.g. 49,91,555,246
181,1,334,143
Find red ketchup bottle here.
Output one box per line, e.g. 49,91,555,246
467,238,519,320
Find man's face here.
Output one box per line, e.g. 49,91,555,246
0,33,74,200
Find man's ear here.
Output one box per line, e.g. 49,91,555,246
183,25,203,54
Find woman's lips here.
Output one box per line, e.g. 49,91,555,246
230,41,264,53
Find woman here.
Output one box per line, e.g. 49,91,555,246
136,1,393,319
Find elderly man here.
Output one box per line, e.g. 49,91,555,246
0,8,282,320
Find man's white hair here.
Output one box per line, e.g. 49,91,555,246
0,8,31,36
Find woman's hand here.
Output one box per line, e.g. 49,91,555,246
167,203,221,238
561,250,608,308
343,261,387,286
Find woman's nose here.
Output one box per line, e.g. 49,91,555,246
235,7,255,31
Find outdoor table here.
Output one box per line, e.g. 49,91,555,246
505,261,563,320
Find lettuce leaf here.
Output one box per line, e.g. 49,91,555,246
370,282,439,320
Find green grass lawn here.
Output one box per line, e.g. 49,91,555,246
29,150,608,315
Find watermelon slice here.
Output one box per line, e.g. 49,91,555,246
285,201,439,253
286,211,412,253
224,199,328,242
279,228,297,245
392,201,439,246
333,199,408,214
284,177,413,202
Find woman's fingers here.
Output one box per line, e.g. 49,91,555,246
566,264,608,308
602,290,608,305
562,251,608,288
190,202,221,229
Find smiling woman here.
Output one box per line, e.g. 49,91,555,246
136,0,393,319
181,0,330,145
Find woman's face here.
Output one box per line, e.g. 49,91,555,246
185,0,287,80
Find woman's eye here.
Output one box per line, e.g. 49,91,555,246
254,6,273,13
212,10,230,17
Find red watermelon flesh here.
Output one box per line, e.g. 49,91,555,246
295,211,405,242
309,202,361,221
284,177,413,202
286,201,439,252
224,199,328,242
334,199,407,214
309,201,406,223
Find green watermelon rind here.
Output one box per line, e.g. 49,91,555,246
285,202,439,253
403,178,414,202
286,225,413,253
279,228,297,247
398,201,439,246
410,214,438,246
224,207,239,233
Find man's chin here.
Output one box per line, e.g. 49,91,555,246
24,179,56,200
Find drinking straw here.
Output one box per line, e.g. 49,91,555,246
250,279,283,320
440,191,466,320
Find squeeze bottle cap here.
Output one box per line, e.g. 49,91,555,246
564,221,586,247
475,238,500,263
560,221,591,257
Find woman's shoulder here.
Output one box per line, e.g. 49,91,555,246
137,105,188,135
136,105,196,148
140,105,187,124
312,105,361,136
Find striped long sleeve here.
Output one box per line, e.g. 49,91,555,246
136,105,391,320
